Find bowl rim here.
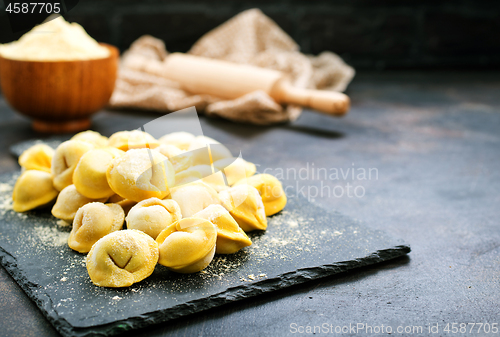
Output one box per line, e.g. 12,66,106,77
0,43,119,63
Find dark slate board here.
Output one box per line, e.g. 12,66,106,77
0,171,410,337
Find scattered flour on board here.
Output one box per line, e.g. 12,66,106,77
240,273,267,282
288,219,298,228
0,182,12,193
33,225,70,247
0,182,14,216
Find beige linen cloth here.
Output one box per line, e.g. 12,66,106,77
108,8,355,125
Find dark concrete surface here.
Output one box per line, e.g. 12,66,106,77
0,71,499,336
4,1,500,69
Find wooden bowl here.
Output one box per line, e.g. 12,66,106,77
0,44,119,133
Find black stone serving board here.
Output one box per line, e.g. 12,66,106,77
0,171,410,337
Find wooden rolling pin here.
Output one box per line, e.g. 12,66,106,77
129,53,350,116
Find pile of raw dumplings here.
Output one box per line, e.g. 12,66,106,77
11,130,287,287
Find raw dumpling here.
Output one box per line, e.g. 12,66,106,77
107,193,137,214
156,217,216,273
12,170,58,212
115,199,137,216
170,181,220,218
201,171,229,192
155,144,193,173
106,148,175,202
68,202,125,253
187,135,232,166
213,157,256,186
71,130,108,148
18,144,54,173
183,165,228,191
108,130,159,151
73,147,124,199
107,194,125,203
219,184,267,232
51,140,94,191
174,169,202,187
193,205,251,254
51,184,106,222
126,198,182,239
234,174,287,216
158,131,195,151
86,229,159,287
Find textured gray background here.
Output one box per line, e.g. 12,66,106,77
1,1,500,69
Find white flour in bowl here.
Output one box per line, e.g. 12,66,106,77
0,16,110,61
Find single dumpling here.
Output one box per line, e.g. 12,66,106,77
86,229,159,287
126,198,182,239
108,130,159,151
187,135,233,166
213,157,256,186
18,144,54,173
183,165,228,191
158,131,195,151
170,181,220,218
51,184,107,222
156,217,217,273
73,147,124,199
219,184,267,232
193,205,252,254
234,174,287,216
174,169,202,187
12,170,58,212
202,171,229,192
115,199,137,216
106,148,175,202
107,194,136,214
107,194,125,203
155,144,193,173
71,130,108,148
68,202,125,253
51,140,94,191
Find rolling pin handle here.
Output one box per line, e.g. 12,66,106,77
273,80,350,116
